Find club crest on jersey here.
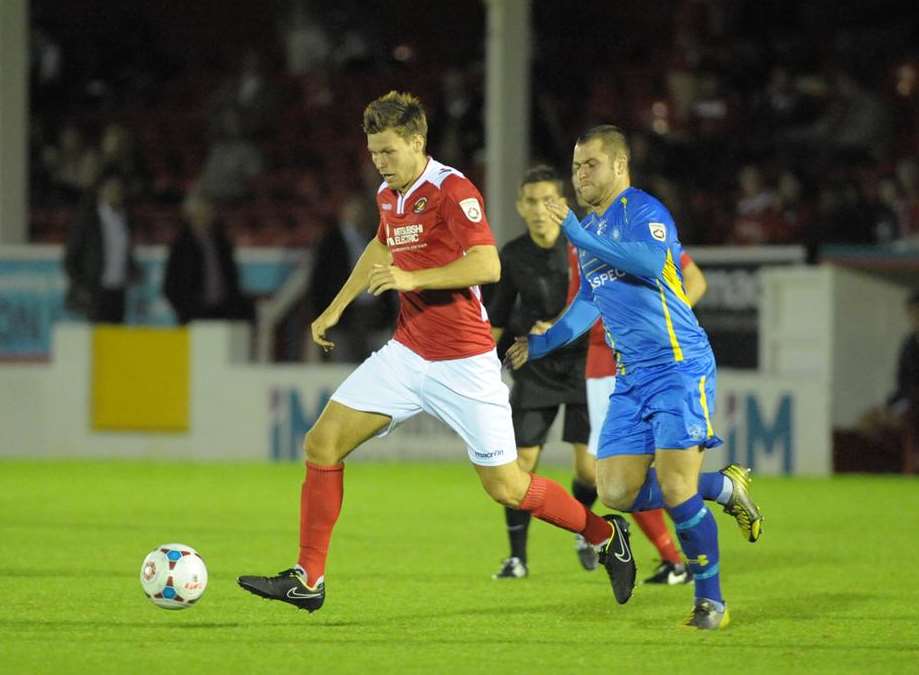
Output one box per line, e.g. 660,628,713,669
412,197,428,214
459,198,483,223
381,203,393,211
649,222,667,241
612,227,621,240
595,218,607,236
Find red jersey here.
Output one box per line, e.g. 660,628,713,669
376,158,496,361
580,250,695,378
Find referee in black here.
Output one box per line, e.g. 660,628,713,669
487,165,598,579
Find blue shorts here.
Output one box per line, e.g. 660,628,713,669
596,356,724,459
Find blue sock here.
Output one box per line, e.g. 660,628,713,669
698,472,732,504
668,493,723,606
629,469,731,511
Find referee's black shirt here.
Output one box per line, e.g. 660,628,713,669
488,231,587,408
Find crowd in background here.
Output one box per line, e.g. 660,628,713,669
21,0,919,452
27,0,918,255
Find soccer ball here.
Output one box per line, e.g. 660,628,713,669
140,543,208,609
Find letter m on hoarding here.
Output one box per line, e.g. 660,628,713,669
746,393,793,474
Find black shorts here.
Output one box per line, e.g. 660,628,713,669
512,403,590,448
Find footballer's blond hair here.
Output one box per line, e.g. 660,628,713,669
362,91,428,145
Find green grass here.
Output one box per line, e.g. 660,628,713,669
1,461,918,674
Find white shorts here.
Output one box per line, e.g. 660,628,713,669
331,339,517,466
586,376,616,457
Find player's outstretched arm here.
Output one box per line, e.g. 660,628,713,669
561,211,665,278
311,238,391,351
504,294,599,370
545,202,666,278
368,244,500,295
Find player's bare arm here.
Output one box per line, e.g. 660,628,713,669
368,244,500,295
311,238,391,350
682,259,708,307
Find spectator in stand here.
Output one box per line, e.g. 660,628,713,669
99,123,150,201
43,124,100,205
430,67,484,171
163,191,254,324
281,0,331,76
871,176,908,244
889,293,919,419
859,292,919,470
690,72,734,140
774,171,811,244
64,171,141,323
730,164,779,244
308,193,396,362
757,67,808,134
828,71,894,162
895,158,919,240
199,108,265,203
795,70,893,163
211,49,279,139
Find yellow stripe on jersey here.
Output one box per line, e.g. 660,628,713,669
662,249,691,307
656,280,684,362
698,375,714,438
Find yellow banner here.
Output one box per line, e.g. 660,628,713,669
92,327,190,431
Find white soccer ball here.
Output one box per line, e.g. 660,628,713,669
140,543,208,610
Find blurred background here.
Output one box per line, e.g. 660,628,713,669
0,0,917,474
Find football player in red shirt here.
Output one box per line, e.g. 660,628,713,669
238,92,635,612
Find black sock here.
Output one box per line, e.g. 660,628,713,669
571,478,598,509
504,507,531,563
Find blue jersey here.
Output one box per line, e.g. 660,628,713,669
575,187,711,369
529,187,712,371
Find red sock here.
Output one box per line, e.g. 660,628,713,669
632,509,682,564
519,474,612,545
297,462,344,585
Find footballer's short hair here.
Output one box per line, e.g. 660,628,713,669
577,124,631,162
362,91,428,145
519,164,565,196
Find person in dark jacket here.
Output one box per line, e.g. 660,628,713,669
887,291,919,414
308,193,395,362
64,171,141,323
163,191,253,324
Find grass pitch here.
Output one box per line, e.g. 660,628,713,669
1,460,918,674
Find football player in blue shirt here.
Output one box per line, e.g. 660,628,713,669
505,125,764,629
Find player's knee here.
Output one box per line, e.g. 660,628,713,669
598,481,639,511
658,473,696,507
483,480,520,508
480,470,528,508
303,426,340,465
